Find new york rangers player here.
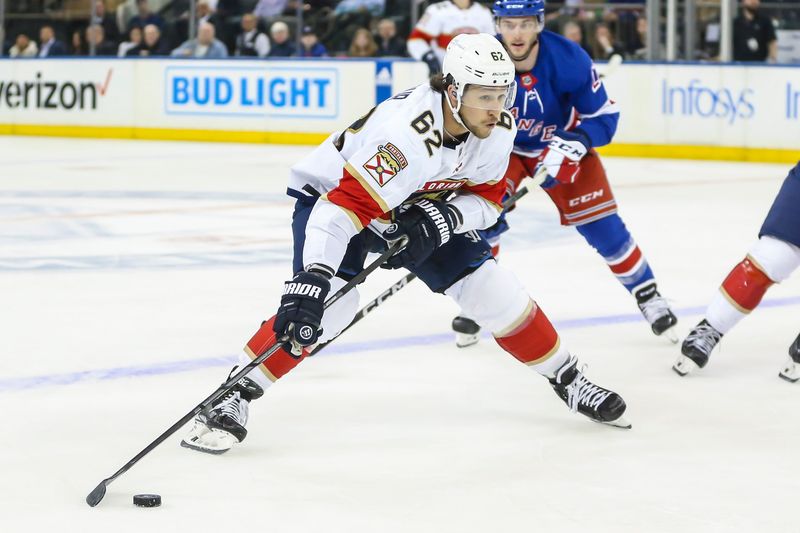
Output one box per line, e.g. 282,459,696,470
181,34,631,455
452,0,678,348
676,162,800,382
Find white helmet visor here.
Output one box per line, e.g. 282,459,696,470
460,82,517,111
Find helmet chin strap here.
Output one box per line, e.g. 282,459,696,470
445,89,478,136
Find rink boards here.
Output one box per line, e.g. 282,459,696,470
0,57,798,162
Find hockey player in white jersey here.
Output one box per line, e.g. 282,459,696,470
181,34,630,455
675,161,800,381
408,0,494,74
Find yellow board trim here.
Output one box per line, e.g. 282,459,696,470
597,143,800,164
2,124,799,163
0,124,329,146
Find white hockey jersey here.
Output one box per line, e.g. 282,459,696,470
288,82,516,273
407,0,495,64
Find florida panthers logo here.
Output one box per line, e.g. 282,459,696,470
363,143,407,187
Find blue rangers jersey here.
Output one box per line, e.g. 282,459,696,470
501,30,620,157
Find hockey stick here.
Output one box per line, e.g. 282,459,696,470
85,237,407,507
310,185,532,356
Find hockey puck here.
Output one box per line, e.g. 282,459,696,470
133,494,161,507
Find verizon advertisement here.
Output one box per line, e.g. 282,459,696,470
0,60,134,124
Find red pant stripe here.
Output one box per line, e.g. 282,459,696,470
494,302,560,365
244,316,307,381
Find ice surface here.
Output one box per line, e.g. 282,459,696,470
0,137,797,532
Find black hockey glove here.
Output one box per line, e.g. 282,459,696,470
273,267,331,357
382,199,461,270
421,51,441,75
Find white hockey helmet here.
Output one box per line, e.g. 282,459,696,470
442,33,516,117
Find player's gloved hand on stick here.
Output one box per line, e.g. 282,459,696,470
534,129,591,188
421,51,441,75
273,266,331,357
382,199,460,269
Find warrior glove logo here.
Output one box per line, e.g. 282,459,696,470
298,325,315,341
283,282,322,299
416,199,452,245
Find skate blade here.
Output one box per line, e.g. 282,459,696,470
180,424,237,454
673,354,699,377
455,333,480,348
596,415,632,430
778,359,799,383
659,326,679,344
180,438,231,455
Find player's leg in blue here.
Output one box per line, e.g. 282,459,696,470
541,151,677,341
575,213,677,341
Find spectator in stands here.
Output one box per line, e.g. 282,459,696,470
172,21,229,58
91,0,121,44
348,27,377,57
128,0,165,32
196,1,220,27
70,30,87,55
10,33,39,58
561,20,592,57
297,25,328,57
86,25,117,56
38,25,67,57
628,15,648,59
590,23,625,60
118,26,143,57
267,21,297,57
733,0,777,62
235,13,271,57
375,18,406,57
127,23,170,56
254,0,289,19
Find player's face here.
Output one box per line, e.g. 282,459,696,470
496,16,541,61
459,86,511,139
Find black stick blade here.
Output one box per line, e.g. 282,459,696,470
86,481,107,507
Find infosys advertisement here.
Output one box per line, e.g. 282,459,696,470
603,64,800,150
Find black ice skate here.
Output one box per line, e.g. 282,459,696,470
549,355,631,429
452,316,481,348
181,369,264,454
674,319,723,376
779,332,800,383
635,283,678,343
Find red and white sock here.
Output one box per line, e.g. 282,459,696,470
494,300,570,377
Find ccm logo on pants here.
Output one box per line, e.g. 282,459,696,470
568,189,604,207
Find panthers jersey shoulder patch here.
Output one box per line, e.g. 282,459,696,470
362,143,407,187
